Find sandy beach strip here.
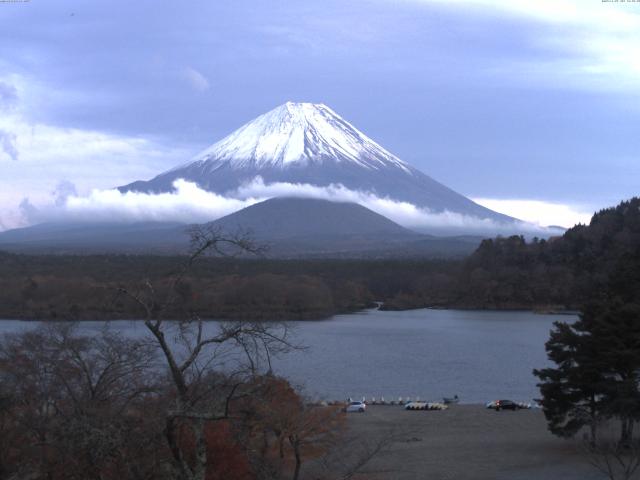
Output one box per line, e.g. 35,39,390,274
341,405,605,480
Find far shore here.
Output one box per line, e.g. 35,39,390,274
0,305,581,323
380,303,580,315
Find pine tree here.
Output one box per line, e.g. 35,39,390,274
535,243,640,445
534,318,606,443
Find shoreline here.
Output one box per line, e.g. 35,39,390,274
380,303,580,315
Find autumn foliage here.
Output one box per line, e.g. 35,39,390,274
0,326,345,480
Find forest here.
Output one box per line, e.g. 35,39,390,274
0,197,638,321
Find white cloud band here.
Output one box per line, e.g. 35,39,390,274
12,177,564,237
472,197,593,228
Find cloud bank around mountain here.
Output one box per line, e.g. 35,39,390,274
15,177,567,236
472,197,593,229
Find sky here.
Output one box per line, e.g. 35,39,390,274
0,0,639,230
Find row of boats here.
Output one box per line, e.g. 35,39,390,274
339,395,540,410
344,395,460,407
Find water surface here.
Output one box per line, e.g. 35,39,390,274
0,309,574,403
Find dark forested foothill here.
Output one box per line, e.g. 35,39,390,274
383,197,640,311
533,199,640,462
0,197,639,321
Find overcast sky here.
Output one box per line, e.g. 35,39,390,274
1,0,639,229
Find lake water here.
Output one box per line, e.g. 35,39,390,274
0,309,575,404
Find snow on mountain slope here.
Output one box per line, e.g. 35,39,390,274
176,102,411,172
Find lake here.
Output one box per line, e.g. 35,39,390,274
0,308,575,404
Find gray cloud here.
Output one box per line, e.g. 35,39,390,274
0,130,18,161
182,67,210,92
0,81,18,110
18,197,39,223
52,180,78,207
0,80,21,161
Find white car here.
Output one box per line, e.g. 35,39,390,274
344,401,366,413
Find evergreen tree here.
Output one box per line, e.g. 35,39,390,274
586,301,640,445
534,318,606,443
535,242,640,445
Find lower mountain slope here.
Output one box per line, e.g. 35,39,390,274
208,197,416,239
0,222,187,254
205,197,480,258
0,198,481,258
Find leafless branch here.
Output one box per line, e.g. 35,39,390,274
585,435,640,480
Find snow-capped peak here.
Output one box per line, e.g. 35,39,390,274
188,102,411,172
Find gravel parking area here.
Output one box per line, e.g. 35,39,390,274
343,405,606,480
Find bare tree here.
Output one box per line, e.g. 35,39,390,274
585,427,640,480
586,440,640,480
117,225,296,480
309,426,406,480
0,323,162,480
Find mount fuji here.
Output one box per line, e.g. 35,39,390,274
120,102,515,228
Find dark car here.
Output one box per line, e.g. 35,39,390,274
487,399,520,411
